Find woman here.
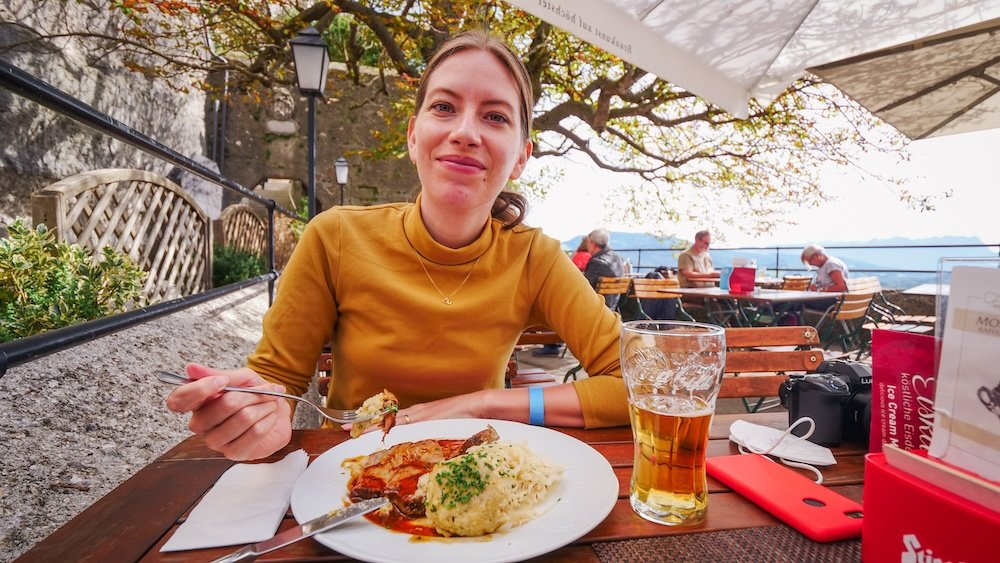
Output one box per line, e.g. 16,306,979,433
571,236,592,271
166,31,626,461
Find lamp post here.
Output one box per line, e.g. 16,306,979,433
290,26,329,220
335,157,349,206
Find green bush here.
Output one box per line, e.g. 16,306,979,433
0,219,146,342
213,243,266,287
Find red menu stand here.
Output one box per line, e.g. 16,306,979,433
863,453,1000,562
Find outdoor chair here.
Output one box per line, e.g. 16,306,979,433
628,277,695,321
781,275,812,291
565,276,633,382
595,276,633,312
506,325,564,387
815,286,877,356
720,326,824,412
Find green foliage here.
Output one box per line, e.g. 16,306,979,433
212,243,266,287
0,219,146,343
289,196,309,240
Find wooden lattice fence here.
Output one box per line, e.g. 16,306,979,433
31,168,212,303
218,204,267,257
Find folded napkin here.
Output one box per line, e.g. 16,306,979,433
160,449,309,552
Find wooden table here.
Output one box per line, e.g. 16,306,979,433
663,288,842,327
17,413,865,562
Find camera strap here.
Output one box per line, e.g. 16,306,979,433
729,418,835,483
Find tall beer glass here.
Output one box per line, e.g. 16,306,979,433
621,321,725,526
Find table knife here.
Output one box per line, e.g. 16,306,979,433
210,497,388,563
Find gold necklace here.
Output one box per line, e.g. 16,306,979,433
415,254,481,305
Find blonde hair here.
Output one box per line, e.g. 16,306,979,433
415,30,533,228
801,244,825,263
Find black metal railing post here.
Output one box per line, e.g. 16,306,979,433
267,200,277,306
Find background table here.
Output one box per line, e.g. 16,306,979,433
17,413,865,562
666,288,841,326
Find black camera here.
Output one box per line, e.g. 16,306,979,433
778,360,872,446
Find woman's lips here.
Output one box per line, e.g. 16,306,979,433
438,155,485,173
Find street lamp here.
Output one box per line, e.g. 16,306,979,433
290,26,329,219
335,157,349,206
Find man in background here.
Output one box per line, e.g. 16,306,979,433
584,228,625,307
534,228,623,357
678,230,720,288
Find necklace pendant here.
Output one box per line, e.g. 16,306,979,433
442,297,454,305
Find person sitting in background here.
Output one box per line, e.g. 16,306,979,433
571,236,592,272
677,230,720,288
801,244,848,314
802,244,849,293
584,228,625,308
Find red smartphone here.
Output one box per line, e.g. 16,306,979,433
706,454,863,542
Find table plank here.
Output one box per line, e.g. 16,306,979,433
17,459,233,563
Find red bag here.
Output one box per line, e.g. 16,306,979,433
728,267,756,294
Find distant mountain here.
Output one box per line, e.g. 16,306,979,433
563,232,994,289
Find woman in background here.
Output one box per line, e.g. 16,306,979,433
571,236,592,271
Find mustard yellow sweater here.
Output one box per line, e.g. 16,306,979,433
247,196,628,428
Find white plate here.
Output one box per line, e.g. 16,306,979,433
290,419,618,563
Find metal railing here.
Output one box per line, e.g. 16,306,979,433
0,60,302,377
619,242,1000,289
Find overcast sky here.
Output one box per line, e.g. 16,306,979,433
526,127,1000,246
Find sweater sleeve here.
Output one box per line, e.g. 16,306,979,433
530,239,629,428
247,213,340,396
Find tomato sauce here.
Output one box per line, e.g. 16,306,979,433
347,439,466,537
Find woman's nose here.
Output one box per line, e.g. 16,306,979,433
449,110,481,146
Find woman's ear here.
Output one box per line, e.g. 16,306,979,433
507,140,533,180
406,115,417,163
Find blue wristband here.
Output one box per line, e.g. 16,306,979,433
529,386,545,426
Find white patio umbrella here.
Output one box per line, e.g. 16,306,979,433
506,0,1000,120
809,19,1000,139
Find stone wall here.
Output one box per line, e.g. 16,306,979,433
0,0,209,229
221,64,419,211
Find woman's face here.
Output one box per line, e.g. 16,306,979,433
407,49,532,217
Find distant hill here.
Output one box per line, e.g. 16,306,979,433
563,232,994,289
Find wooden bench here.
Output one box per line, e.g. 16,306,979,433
505,325,563,387
720,326,824,412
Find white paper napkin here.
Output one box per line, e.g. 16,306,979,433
160,449,309,552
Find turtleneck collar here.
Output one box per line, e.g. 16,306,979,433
403,193,495,265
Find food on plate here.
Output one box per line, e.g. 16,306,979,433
348,426,500,517
421,440,561,536
349,390,399,439
344,426,561,537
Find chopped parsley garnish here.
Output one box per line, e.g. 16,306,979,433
433,453,489,508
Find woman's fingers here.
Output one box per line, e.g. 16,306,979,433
165,363,292,460
165,374,228,413
202,399,291,460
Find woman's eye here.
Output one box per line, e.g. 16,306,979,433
430,102,453,113
486,113,510,124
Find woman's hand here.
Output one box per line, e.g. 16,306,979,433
395,390,490,426
165,363,292,461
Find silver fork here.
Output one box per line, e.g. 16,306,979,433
155,371,386,424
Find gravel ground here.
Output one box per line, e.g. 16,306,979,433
0,284,321,561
